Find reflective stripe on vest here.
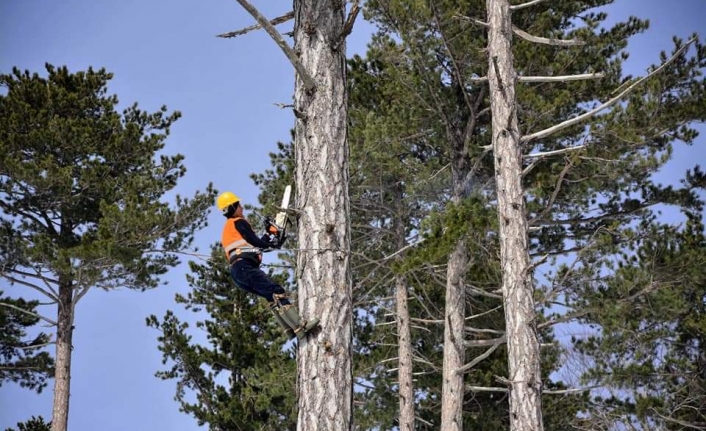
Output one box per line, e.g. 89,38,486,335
221,216,260,259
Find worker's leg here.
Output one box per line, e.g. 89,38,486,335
232,261,319,339
278,304,320,340
269,302,295,339
231,261,290,304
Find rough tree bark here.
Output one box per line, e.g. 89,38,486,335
293,1,353,430
440,102,472,431
51,279,74,431
486,1,544,431
440,239,469,431
395,273,414,431
393,195,414,431
438,41,478,430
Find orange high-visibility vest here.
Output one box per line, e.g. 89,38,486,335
221,217,261,262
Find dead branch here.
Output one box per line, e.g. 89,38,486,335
232,0,316,92
510,0,551,10
456,343,501,374
333,0,361,50
467,384,598,394
465,326,505,335
454,14,489,27
524,144,586,159
0,273,59,302
471,73,604,83
518,73,604,82
513,26,584,46
217,11,294,38
0,301,57,326
465,335,506,348
522,36,697,143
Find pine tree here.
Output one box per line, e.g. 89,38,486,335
0,292,54,392
4,416,51,431
147,246,297,431
355,0,705,429
570,201,706,429
0,64,214,431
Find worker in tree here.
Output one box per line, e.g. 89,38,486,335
216,191,319,340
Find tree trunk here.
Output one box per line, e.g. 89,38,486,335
486,1,544,431
440,67,473,431
393,202,414,431
51,282,74,431
440,240,468,431
395,274,414,431
293,1,352,430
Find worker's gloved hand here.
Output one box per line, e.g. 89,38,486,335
264,216,279,235
267,235,282,250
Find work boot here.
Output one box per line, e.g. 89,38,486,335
269,303,295,339
278,304,320,340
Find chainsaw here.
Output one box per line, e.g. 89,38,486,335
264,185,292,248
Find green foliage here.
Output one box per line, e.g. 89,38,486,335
0,64,215,291
147,246,296,431
4,416,51,431
0,292,54,392
573,213,706,429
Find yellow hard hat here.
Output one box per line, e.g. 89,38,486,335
216,191,240,211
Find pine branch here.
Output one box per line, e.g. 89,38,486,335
522,36,698,143
467,385,598,394
470,73,605,83
518,73,604,82
457,343,500,374
464,335,506,348
1,273,59,302
529,157,573,225
217,11,294,38
524,144,586,159
232,0,317,92
510,0,551,10
0,301,57,326
513,26,584,46
9,268,60,297
651,409,706,430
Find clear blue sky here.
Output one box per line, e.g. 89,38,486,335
0,1,703,430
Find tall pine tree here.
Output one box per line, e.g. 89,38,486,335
0,64,214,431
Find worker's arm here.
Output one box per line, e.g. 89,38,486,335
234,219,275,249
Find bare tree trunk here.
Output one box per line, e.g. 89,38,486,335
486,1,544,431
393,202,415,431
293,1,352,430
395,274,414,430
439,68,473,431
440,240,468,431
51,282,74,431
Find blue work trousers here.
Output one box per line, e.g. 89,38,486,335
230,259,290,305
